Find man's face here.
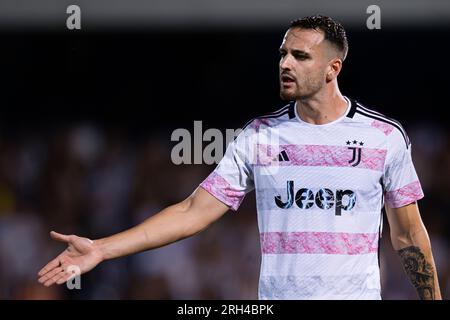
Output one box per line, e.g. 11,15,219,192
279,28,330,100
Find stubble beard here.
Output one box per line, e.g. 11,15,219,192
279,77,323,101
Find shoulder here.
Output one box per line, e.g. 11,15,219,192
241,102,296,131
348,97,411,149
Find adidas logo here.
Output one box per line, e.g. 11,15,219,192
276,150,290,162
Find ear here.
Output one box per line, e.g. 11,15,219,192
326,58,343,82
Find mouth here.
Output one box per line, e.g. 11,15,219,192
280,74,296,86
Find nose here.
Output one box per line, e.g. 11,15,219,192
280,54,293,71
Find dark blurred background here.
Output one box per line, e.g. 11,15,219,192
0,0,449,299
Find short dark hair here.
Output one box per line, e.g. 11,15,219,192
289,15,348,61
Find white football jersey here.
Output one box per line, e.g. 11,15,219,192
199,96,424,300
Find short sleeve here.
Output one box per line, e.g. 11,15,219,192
383,128,424,208
199,124,255,211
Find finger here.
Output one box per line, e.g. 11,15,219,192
38,266,63,283
56,264,81,285
50,231,72,243
56,271,77,285
38,256,62,277
44,271,66,287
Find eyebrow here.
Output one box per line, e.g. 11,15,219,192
279,47,311,57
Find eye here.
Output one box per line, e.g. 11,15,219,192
294,54,307,60
279,51,287,57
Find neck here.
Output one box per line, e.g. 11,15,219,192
296,84,348,125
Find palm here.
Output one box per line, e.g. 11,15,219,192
38,231,102,287
60,238,97,272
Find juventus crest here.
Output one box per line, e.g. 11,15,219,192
346,140,364,167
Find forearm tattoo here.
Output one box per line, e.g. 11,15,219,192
397,246,435,300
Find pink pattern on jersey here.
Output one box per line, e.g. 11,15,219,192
256,144,387,171
371,120,394,136
261,231,379,255
385,180,424,208
200,171,245,211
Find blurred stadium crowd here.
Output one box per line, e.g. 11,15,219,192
0,121,449,299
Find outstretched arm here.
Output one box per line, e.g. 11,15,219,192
38,187,229,286
385,202,441,300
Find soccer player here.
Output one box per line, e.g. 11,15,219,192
38,15,441,300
